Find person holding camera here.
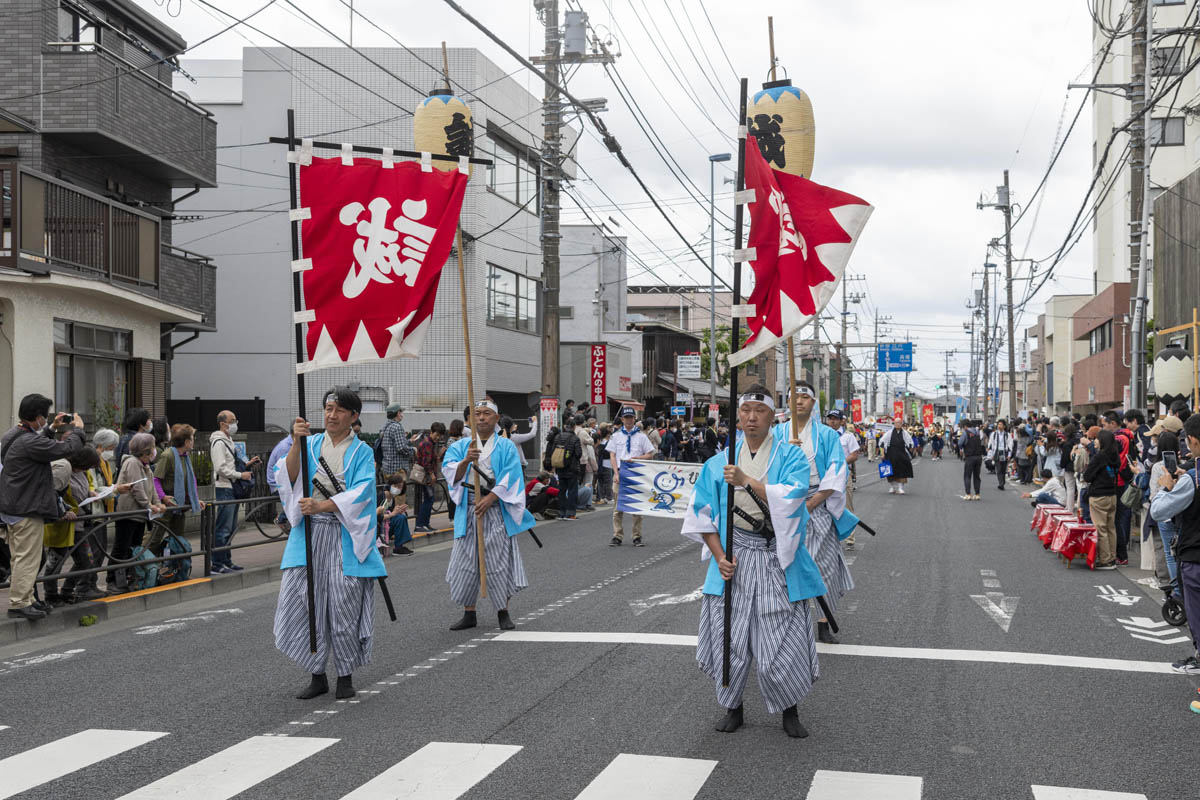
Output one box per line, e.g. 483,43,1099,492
0,394,86,619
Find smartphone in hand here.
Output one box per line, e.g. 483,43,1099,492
1164,450,1178,474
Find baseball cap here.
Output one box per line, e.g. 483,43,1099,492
1149,415,1183,436
385,403,403,413
826,409,845,420
619,406,636,417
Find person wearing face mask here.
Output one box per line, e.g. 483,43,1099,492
113,432,167,592
88,428,121,592
210,410,261,574
149,424,205,556
113,408,151,466
377,472,413,556
0,394,86,619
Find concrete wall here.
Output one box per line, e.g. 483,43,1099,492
559,225,627,342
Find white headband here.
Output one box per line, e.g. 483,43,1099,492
474,400,498,414
739,392,775,411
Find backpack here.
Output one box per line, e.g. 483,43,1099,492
156,533,193,585
373,436,384,468
551,443,570,469
218,439,254,500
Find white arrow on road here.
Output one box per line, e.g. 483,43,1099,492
629,588,703,616
1116,616,1193,645
970,592,1020,633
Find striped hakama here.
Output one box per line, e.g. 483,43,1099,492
697,528,819,713
274,512,375,676
447,498,528,612
805,490,854,613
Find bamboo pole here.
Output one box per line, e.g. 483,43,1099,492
441,42,487,600
768,16,777,81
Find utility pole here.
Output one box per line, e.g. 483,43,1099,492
872,313,892,415
535,3,614,399
1129,0,1152,408
942,348,956,414
840,276,864,410
982,262,991,421
978,174,1017,420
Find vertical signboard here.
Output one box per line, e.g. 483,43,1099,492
893,400,904,421
707,402,719,423
922,404,934,427
539,396,558,465
590,344,607,406
851,397,863,423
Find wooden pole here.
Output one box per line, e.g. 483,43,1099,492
722,77,749,688
441,42,487,600
1194,307,1198,411
286,108,318,654
767,17,777,81
787,337,800,444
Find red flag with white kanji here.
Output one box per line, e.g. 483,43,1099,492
728,136,873,367
296,157,467,372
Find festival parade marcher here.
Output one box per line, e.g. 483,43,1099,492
774,382,854,644
682,385,826,738
441,398,536,632
273,388,385,701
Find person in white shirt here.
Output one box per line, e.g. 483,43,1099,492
1021,470,1067,506
825,409,861,548
608,407,656,546
987,420,1014,491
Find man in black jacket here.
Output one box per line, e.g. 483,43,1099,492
553,419,584,520
0,394,85,619
959,421,985,500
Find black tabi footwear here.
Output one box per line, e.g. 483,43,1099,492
296,673,329,700
450,609,477,631
817,621,839,644
335,675,356,699
781,705,809,738
715,704,744,733
497,609,516,630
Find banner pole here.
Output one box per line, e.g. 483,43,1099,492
440,43,487,600
286,108,319,655
722,77,749,688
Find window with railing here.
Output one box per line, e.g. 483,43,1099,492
18,171,158,283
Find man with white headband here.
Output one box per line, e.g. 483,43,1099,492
682,383,826,738
441,396,536,631
774,381,854,644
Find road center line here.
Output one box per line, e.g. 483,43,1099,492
490,631,1182,675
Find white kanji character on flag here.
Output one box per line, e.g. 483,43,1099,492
338,197,438,299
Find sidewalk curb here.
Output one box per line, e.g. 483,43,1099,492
0,518,470,645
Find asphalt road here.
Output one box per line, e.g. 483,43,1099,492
1,456,1195,799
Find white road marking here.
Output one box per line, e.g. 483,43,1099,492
132,609,244,635
1031,785,1148,799
0,725,8,732
0,648,85,675
0,729,167,800
574,753,717,800
629,587,703,615
1117,616,1193,645
117,735,337,798
970,593,1020,633
339,742,521,799
806,769,922,799
1095,585,1140,606
491,632,1183,674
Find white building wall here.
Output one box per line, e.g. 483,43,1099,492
1043,294,1090,409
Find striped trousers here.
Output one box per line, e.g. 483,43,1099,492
805,492,854,613
273,513,375,676
697,529,819,714
446,500,528,612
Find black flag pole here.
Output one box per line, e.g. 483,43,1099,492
286,108,319,655
722,77,750,688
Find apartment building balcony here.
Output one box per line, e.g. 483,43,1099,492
1,165,215,330
39,43,216,187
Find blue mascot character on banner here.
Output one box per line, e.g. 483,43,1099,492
651,470,686,512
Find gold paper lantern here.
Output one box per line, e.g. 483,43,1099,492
413,90,474,173
746,79,815,179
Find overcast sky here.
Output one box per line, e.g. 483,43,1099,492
138,0,1097,393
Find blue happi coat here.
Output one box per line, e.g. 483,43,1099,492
681,434,827,603
275,433,386,578
442,434,536,539
773,418,861,540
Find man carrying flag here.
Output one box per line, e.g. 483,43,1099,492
682,385,825,738
442,398,536,632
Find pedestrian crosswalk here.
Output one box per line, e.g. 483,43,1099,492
0,728,1155,799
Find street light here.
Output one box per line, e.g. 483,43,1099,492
708,152,731,415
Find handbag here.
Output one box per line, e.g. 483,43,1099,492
409,464,427,485
878,459,894,479
1120,481,1143,509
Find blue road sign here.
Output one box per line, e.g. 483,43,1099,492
670,406,687,416
877,343,913,372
